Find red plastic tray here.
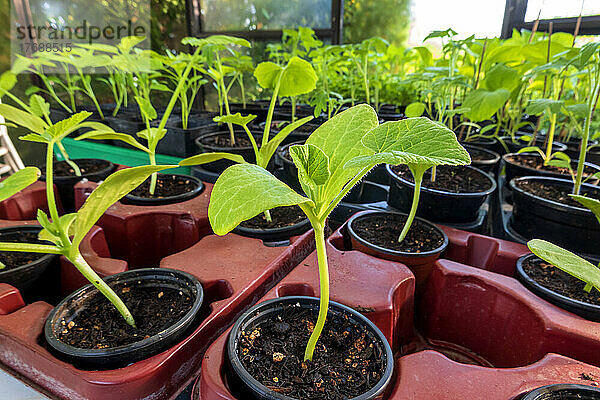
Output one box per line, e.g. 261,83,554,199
0,179,316,400
193,211,600,399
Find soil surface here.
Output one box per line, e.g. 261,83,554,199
267,120,319,134
0,230,49,270
352,213,445,253
49,159,111,177
391,165,492,193
240,206,306,230
515,180,600,208
467,147,495,162
523,257,600,306
128,175,198,199
200,132,256,149
58,280,194,349
237,303,386,400
506,154,599,177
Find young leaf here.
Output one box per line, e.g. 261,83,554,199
19,133,50,143
208,164,311,236
213,113,256,126
254,56,318,97
179,152,248,166
76,131,150,153
0,72,17,93
0,104,46,134
29,95,50,118
289,143,330,190
462,88,510,122
528,239,600,291
257,115,314,168
70,165,176,252
404,102,425,118
526,99,564,115
483,63,520,92
38,213,77,245
47,111,92,141
0,167,40,202
135,96,157,121
569,195,600,224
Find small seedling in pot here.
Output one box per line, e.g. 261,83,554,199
0,103,174,326
75,46,202,195
207,104,469,362
528,196,600,294
178,56,318,221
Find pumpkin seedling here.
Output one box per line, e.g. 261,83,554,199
207,104,469,362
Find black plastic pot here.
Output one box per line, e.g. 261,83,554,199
460,137,498,153
0,225,57,292
155,113,218,158
195,130,261,173
462,144,501,173
510,176,600,256
516,254,600,321
233,215,311,246
226,296,394,400
564,138,600,165
229,102,270,122
257,120,320,145
522,384,600,399
44,268,203,368
503,153,600,185
40,158,117,212
122,173,204,206
387,164,496,223
497,135,567,155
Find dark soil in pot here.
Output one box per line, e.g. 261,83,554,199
510,177,600,256
387,164,496,223
522,384,600,400
58,280,194,349
122,173,204,206
234,206,311,245
45,268,203,368
240,206,306,230
0,226,56,292
503,153,600,184
462,144,500,173
40,158,116,212
227,296,393,400
196,131,260,173
460,137,498,152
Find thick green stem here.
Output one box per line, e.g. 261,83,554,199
304,222,329,361
291,96,296,123
149,153,157,195
239,75,246,108
263,209,272,222
56,142,81,176
71,253,136,327
399,172,422,242
263,77,282,147
46,142,61,225
544,113,557,166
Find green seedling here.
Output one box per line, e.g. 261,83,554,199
206,104,469,362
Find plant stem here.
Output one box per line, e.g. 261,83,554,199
544,113,557,166
263,209,272,222
46,142,61,225
149,152,157,195
304,222,329,361
263,76,283,147
399,172,422,242
56,141,81,177
71,253,136,328
291,96,296,123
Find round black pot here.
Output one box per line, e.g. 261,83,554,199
522,384,600,399
277,142,365,202
44,268,203,368
229,102,270,122
233,215,311,245
155,113,219,158
564,138,600,165
516,254,600,321
40,158,117,212
257,120,320,145
195,130,260,173
462,144,501,173
122,173,204,206
498,135,567,155
503,153,600,185
0,225,57,292
460,137,498,152
510,176,600,256
387,164,497,223
226,296,394,400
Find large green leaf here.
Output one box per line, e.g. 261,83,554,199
213,113,256,126
179,152,247,166
71,165,175,253
0,167,40,202
570,195,600,225
306,104,379,203
463,88,510,122
404,102,425,118
254,56,317,97
346,117,471,170
208,164,311,235
257,115,314,168
483,63,520,92
526,99,564,115
182,35,250,48
47,111,92,141
0,104,46,134
528,239,600,291
76,131,150,153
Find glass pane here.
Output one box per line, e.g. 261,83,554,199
200,0,331,31
526,0,600,21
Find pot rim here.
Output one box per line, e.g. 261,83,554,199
509,176,599,216
123,173,204,206
347,210,449,259
462,144,501,164
516,253,600,318
227,295,394,400
40,158,116,180
386,163,497,198
503,152,600,175
522,383,600,399
44,267,204,361
0,225,56,276
195,129,263,151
